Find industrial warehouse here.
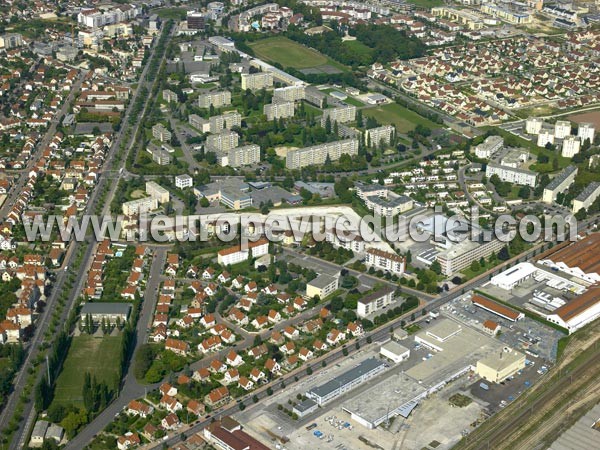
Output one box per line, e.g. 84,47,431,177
305,317,526,430
475,234,600,334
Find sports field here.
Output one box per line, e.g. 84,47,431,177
363,103,440,134
249,37,334,70
52,335,123,407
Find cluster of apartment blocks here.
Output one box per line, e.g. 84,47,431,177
526,118,595,158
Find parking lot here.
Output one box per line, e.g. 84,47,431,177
468,362,546,414
443,293,563,361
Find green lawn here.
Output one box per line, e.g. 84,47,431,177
344,97,364,107
406,0,445,7
249,37,333,70
52,335,123,408
342,40,374,62
363,103,440,134
156,7,187,20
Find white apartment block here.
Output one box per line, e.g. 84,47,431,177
175,174,193,189
365,125,395,148
122,197,158,215
365,248,406,275
572,182,600,214
474,135,503,159
561,136,581,158
437,237,505,276
264,101,295,120
325,228,365,254
273,85,306,102
152,124,171,143
209,111,242,134
220,144,261,168
145,181,170,204
205,131,239,153
525,118,543,135
189,114,210,133
542,165,578,204
162,89,178,103
537,130,555,147
578,123,595,144
241,72,273,91
357,287,394,318
78,5,140,28
286,139,359,169
554,120,572,139
321,105,356,126
198,91,232,108
486,163,537,187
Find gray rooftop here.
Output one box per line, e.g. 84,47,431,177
549,403,600,450
358,286,395,305
308,273,338,290
575,182,600,201
80,302,132,316
45,423,64,441
294,398,317,413
380,341,410,357
31,420,49,438
546,165,578,190
341,372,426,426
308,358,386,399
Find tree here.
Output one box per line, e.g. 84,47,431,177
61,409,87,438
199,197,209,207
430,260,441,275
470,260,480,272
518,186,531,200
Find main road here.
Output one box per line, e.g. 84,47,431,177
8,24,173,450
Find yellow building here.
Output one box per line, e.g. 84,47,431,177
476,350,525,383
306,274,338,299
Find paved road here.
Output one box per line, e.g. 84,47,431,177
171,120,202,172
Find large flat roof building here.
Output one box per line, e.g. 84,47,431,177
476,350,526,383
306,358,386,406
80,302,132,325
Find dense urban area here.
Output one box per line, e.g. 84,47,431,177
1,0,600,449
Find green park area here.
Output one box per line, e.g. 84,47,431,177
363,102,440,134
249,37,344,71
51,335,123,408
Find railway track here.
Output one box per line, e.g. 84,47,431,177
459,346,600,450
